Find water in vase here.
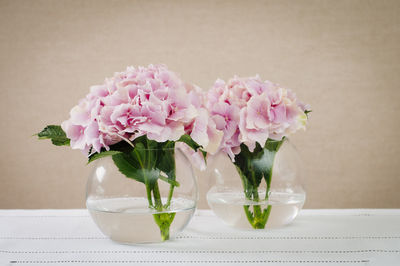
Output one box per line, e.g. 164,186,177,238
87,197,195,243
207,189,305,229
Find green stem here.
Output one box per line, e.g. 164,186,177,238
263,179,272,226
249,188,268,229
152,181,163,210
243,205,254,225
165,179,175,208
252,206,266,228
151,179,175,241
145,183,153,207
262,159,273,225
138,147,176,242
263,205,272,225
239,165,268,229
115,136,179,242
239,177,262,228
135,148,154,208
164,148,176,209
153,212,176,241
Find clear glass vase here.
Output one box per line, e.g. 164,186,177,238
206,139,305,229
86,147,198,244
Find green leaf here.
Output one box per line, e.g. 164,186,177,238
178,134,207,161
131,135,148,147
234,138,285,199
178,134,201,151
111,153,146,184
50,138,68,146
145,137,159,170
264,138,285,152
157,141,180,186
36,125,70,146
131,142,147,168
106,136,184,190
87,140,134,164
234,143,264,188
156,141,177,182
159,173,180,187
92,141,134,155
87,150,122,164
155,140,180,208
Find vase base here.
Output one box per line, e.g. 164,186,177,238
207,190,305,229
87,197,195,243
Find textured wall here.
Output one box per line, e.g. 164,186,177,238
0,0,399,209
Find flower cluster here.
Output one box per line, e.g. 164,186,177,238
206,75,310,159
61,64,215,155
61,65,309,161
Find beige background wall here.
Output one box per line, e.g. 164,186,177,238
0,0,399,209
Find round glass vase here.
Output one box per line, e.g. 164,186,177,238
86,147,198,244
206,139,305,229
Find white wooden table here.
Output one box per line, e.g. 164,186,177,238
0,209,399,265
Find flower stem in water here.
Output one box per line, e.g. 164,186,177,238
235,139,284,229
149,180,176,241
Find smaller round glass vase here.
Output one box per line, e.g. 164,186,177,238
206,139,305,229
86,147,198,244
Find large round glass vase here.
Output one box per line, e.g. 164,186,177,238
206,139,305,229
86,147,198,244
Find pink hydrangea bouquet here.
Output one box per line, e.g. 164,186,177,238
37,64,214,240
207,75,310,229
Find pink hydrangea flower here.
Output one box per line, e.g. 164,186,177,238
182,83,223,159
207,75,310,160
61,64,218,156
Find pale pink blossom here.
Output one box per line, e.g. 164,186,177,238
239,108,269,151
176,142,206,171
62,64,217,156
246,93,272,130
207,101,241,159
207,76,310,159
190,108,223,155
184,83,223,155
